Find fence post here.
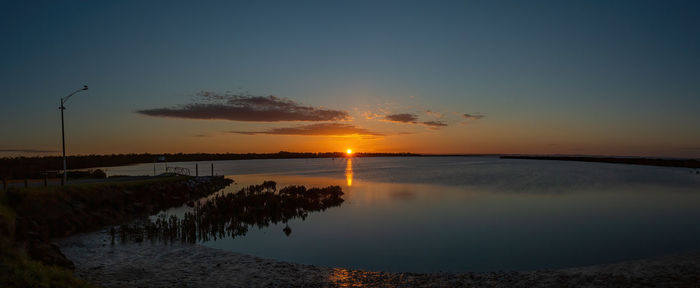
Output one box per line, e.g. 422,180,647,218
44,174,48,187
2,178,5,190
24,178,28,188
211,163,214,176
196,164,198,177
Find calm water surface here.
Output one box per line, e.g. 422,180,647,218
102,156,700,272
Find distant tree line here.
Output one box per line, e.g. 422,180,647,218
0,151,419,179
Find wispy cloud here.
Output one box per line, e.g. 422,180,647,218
384,113,419,123
463,113,485,120
230,123,384,136
382,113,449,129
421,121,447,128
0,149,57,153
138,91,350,122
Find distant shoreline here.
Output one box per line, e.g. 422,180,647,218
3,152,699,179
1,152,417,179
501,155,700,169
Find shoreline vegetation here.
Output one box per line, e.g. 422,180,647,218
2,151,698,180
117,181,344,244
0,152,417,179
0,175,233,287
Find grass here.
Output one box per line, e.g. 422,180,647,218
0,240,97,288
12,175,185,194
0,190,14,220
74,175,186,187
0,189,98,288
0,175,221,287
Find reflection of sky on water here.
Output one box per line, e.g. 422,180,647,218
108,157,700,272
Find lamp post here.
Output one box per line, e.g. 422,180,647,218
60,85,88,185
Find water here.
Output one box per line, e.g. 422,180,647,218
100,156,700,272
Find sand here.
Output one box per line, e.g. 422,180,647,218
57,231,700,287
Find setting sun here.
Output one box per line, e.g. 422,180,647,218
346,149,353,155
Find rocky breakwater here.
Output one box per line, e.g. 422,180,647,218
5,176,233,268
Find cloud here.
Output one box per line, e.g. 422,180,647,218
230,123,384,136
0,149,57,153
421,121,448,128
463,113,485,120
138,91,350,122
384,113,418,123
383,113,448,129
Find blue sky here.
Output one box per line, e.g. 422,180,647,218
1,0,699,157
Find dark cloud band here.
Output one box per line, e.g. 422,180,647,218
463,113,485,120
384,113,448,128
421,121,447,127
138,92,349,122
384,113,418,123
231,123,383,136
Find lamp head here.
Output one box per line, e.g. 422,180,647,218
82,85,88,90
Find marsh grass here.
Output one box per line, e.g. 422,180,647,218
0,240,97,288
0,175,226,288
117,181,345,243
0,190,96,288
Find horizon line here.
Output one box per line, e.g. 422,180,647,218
1,151,699,161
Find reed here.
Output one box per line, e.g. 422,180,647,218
116,181,344,243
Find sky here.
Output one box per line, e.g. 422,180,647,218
1,0,699,158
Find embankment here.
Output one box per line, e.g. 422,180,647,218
0,176,232,287
8,176,232,242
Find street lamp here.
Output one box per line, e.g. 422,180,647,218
59,85,88,185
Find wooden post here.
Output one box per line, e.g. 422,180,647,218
24,178,28,188
211,163,214,176
61,174,65,186
44,174,48,187
2,178,6,190
195,164,198,177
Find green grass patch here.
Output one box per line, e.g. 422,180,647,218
0,189,98,288
0,239,97,288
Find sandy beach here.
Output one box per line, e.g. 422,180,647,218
58,230,700,288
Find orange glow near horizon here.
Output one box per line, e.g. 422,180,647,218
5,119,699,159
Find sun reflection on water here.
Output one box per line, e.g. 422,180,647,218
328,268,380,287
345,158,353,186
